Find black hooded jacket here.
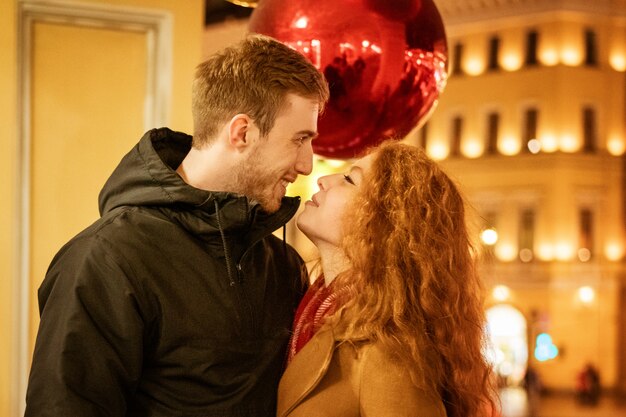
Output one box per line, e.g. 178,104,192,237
25,128,306,417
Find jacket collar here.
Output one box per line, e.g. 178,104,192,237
99,128,301,253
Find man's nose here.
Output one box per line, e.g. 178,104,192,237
294,141,313,175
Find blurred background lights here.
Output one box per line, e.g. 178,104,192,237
537,244,554,261
481,228,498,246
605,242,624,261
561,47,581,66
495,243,517,261
294,16,308,28
540,134,558,152
501,53,522,71
428,142,449,160
540,48,559,66
492,285,511,302
465,57,485,76
499,136,521,155
535,333,559,361
609,52,626,71
607,136,625,156
577,248,591,262
554,242,573,261
559,134,578,152
527,138,541,154
578,286,595,304
519,248,533,263
322,158,347,168
462,139,483,158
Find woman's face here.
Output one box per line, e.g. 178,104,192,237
297,153,374,247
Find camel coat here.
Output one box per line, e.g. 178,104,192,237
277,323,448,417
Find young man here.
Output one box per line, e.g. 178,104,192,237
25,35,329,417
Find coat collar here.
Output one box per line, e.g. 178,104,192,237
277,326,336,417
277,308,369,417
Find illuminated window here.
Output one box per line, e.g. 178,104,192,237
579,208,594,260
486,112,500,155
522,108,539,153
519,209,535,261
452,42,464,75
450,116,464,157
584,29,598,67
525,30,539,66
488,36,501,71
582,106,597,153
418,122,428,149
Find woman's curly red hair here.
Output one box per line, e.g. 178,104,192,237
334,142,497,417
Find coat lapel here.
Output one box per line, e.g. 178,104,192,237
277,326,336,417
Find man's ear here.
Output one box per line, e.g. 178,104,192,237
228,114,254,151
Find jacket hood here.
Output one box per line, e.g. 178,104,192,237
98,128,301,242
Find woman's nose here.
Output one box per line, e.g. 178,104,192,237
317,173,343,190
317,175,328,191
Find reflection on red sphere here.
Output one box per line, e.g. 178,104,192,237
249,0,448,159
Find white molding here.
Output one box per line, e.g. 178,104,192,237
15,1,172,415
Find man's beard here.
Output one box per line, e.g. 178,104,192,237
232,149,283,213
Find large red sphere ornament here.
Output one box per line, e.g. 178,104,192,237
249,0,448,159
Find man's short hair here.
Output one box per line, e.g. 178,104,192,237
192,34,329,146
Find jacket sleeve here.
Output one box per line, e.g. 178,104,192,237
25,235,149,417
359,344,447,417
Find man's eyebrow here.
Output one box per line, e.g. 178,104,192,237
294,130,319,139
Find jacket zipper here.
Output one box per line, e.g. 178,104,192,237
235,259,257,337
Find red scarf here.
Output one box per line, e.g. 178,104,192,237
287,276,351,364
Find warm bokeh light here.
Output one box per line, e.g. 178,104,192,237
428,141,449,160
492,285,511,302
554,242,574,261
519,248,533,263
539,48,559,66
605,242,624,261
577,286,595,304
495,242,517,262
607,136,625,155
609,52,626,71
464,56,485,76
501,52,522,71
561,47,582,66
462,138,483,158
577,248,591,262
322,158,348,168
559,134,578,152
540,133,559,152
481,228,499,246
537,243,554,261
499,135,521,155
294,16,308,29
528,138,541,154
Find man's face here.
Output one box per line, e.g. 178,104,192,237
236,93,319,213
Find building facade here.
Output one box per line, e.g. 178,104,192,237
424,0,626,393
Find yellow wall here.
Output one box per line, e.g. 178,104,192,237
1,0,204,415
77,0,205,131
1,1,18,416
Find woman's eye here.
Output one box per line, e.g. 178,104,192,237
343,174,355,185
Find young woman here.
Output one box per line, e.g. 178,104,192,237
278,142,496,417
